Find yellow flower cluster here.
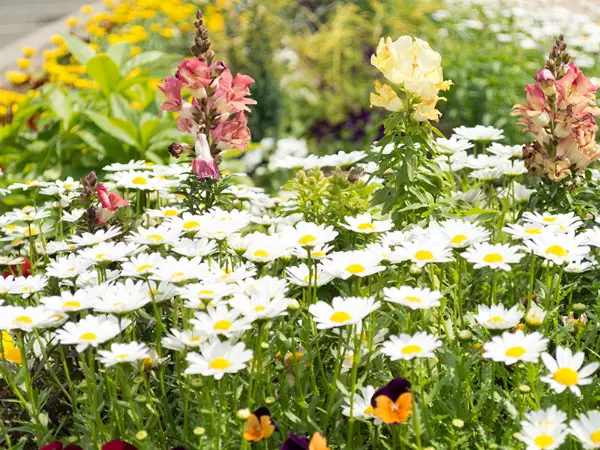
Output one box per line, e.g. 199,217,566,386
0,90,26,118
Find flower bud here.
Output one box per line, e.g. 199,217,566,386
535,69,556,97
237,408,251,420
136,431,148,441
265,396,276,405
194,427,206,436
458,330,472,341
452,419,464,428
518,384,531,393
572,303,587,318
525,303,546,328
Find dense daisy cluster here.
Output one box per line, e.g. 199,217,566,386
3,113,600,448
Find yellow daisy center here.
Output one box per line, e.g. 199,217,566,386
404,296,422,303
591,430,600,444
136,264,153,273
132,176,147,185
214,320,233,331
505,346,526,358
253,249,270,258
254,306,266,312
14,316,32,324
330,311,352,323
415,250,434,261
346,264,365,274
483,253,504,263
545,245,567,258
198,290,215,297
358,223,375,231
164,210,178,217
183,221,200,230
524,227,541,235
63,301,81,308
312,251,326,258
209,357,231,370
172,272,184,278
533,435,554,448
450,234,468,244
80,332,97,341
487,316,505,324
543,217,557,223
553,367,578,386
118,354,129,359
189,337,201,343
298,235,317,245
401,345,422,355
147,234,164,242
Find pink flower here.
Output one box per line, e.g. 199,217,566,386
158,77,183,112
211,112,251,151
191,134,220,179
176,58,212,98
212,69,257,115
96,183,129,224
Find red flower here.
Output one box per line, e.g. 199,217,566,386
3,258,31,278
96,183,129,224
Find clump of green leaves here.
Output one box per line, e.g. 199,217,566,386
284,168,374,224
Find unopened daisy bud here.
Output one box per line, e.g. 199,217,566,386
136,430,148,441
458,330,472,341
525,303,546,328
287,299,300,310
133,376,144,384
237,408,251,420
194,426,206,436
134,395,147,403
518,384,531,393
191,378,203,388
261,342,270,350
572,303,587,318
265,396,276,405
409,264,422,275
452,419,464,428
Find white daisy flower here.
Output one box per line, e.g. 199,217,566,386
177,282,237,309
146,206,185,219
285,264,335,287
229,293,293,320
46,254,94,279
474,303,523,330
40,290,95,313
150,256,207,283
322,250,385,279
98,341,150,367
0,306,63,331
461,242,524,270
524,232,590,265
279,221,338,248
91,279,151,314
503,223,548,240
483,330,548,365
185,340,253,380
120,253,165,278
309,296,380,329
518,406,568,450
242,234,291,263
435,135,474,155
171,238,217,258
127,225,181,246
541,347,599,396
381,332,441,361
430,219,490,248
10,275,48,298
69,226,121,247
341,385,381,423
55,315,131,352
190,305,252,337
392,239,453,267
382,286,442,310
162,328,206,351
78,242,141,264
453,125,504,142
569,410,600,449
340,212,393,234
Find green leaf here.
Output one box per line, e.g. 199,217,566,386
77,130,105,153
106,43,133,71
86,55,122,97
85,111,138,148
46,87,73,131
140,118,161,150
109,93,135,123
122,51,166,74
61,34,96,64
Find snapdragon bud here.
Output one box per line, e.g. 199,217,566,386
535,69,556,98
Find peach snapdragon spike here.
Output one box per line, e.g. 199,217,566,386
512,34,600,181
158,11,255,179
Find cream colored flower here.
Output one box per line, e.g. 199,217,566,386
370,80,404,112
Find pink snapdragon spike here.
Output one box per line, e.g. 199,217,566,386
191,134,220,179
96,183,129,224
158,11,255,181
512,36,600,180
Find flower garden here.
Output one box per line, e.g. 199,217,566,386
4,0,600,449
